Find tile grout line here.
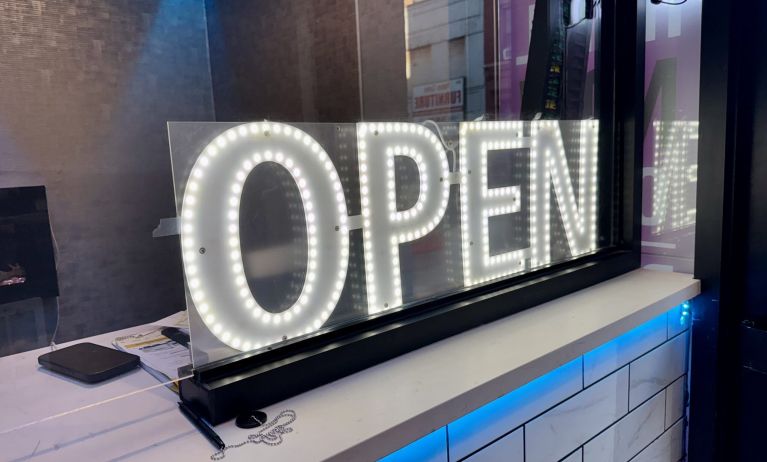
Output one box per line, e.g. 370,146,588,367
557,446,583,462
664,383,669,431
628,358,632,411
445,424,450,462
523,424,526,462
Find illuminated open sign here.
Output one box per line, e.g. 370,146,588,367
179,120,598,351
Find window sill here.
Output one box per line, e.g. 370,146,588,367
256,269,699,461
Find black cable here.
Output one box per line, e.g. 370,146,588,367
653,0,688,5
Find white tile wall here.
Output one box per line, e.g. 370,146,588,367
525,368,629,462
631,420,685,462
665,376,686,429
381,308,692,462
448,358,583,461
560,449,583,462
583,315,668,386
463,428,524,462
582,392,665,462
629,332,688,409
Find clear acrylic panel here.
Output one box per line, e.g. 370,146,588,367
168,119,602,367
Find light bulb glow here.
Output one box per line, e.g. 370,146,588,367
460,120,599,286
646,121,698,233
180,122,349,352
357,122,451,314
530,120,598,261
459,121,528,286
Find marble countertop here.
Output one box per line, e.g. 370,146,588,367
0,269,700,462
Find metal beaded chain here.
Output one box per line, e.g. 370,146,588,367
210,409,297,460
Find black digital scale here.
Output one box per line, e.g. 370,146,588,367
38,342,140,384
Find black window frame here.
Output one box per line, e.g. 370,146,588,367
180,0,646,425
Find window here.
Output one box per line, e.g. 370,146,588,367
174,0,644,423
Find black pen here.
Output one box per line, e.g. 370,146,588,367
178,401,226,450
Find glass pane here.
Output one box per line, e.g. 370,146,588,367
168,119,602,367
356,0,600,122
640,0,702,274
0,0,614,440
